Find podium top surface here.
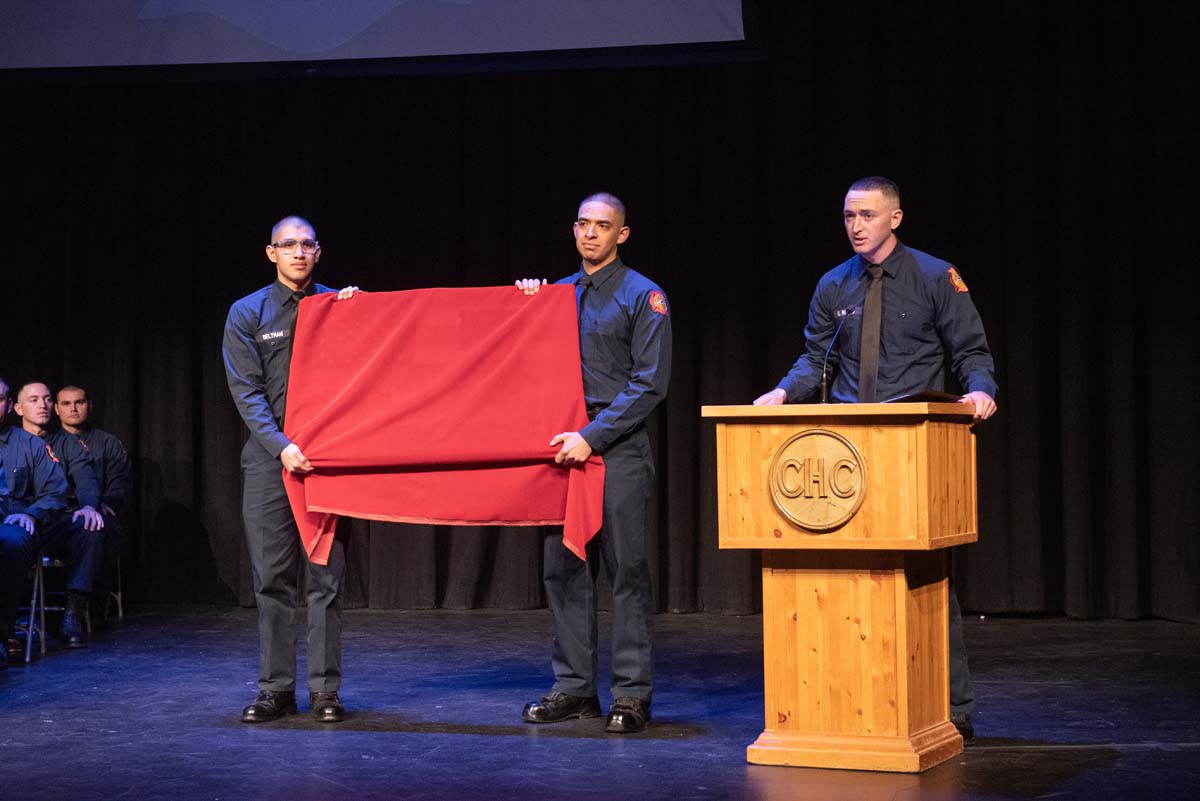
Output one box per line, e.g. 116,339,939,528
701,402,975,420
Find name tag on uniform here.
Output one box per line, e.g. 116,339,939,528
261,330,289,341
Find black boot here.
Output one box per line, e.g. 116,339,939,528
62,591,88,649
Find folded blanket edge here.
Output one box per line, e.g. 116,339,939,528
305,506,563,528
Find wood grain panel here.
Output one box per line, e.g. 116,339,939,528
755,550,959,771
706,405,978,551
708,405,971,772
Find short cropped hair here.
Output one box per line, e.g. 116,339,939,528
56,384,90,402
16,381,53,402
848,176,900,206
271,215,317,242
579,192,627,221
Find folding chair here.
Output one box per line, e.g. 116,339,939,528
22,552,90,662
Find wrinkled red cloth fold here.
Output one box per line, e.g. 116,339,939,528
282,286,604,565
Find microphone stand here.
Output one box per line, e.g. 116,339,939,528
820,312,852,404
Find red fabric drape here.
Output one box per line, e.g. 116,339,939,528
282,286,604,565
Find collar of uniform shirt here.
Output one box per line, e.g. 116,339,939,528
581,255,626,291
271,279,316,307
860,240,906,279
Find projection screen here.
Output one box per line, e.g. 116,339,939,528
1,1,749,71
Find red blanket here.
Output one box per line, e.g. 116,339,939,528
282,286,604,565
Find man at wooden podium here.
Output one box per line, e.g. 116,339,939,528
753,176,997,744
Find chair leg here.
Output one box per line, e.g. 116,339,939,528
38,559,47,657
107,556,124,620
116,557,124,619
26,557,42,663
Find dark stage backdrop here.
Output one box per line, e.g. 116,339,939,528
3,4,1194,621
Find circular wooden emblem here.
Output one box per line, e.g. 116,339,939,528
769,429,867,531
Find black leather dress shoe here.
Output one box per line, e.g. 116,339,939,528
605,697,651,734
241,690,297,723
310,691,346,722
522,691,601,723
4,637,23,664
951,711,975,746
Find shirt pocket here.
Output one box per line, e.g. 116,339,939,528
253,325,292,359
581,317,627,365
10,465,30,498
890,302,937,356
838,311,864,359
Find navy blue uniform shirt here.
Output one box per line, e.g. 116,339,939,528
777,242,996,404
223,280,332,459
0,423,69,524
557,257,672,453
41,429,102,510
55,427,131,514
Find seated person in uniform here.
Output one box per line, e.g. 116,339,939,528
0,377,69,666
12,381,106,648
54,384,132,620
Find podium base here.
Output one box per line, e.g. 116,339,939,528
746,721,963,773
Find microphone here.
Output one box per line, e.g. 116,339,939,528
820,307,857,403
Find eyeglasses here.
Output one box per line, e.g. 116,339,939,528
269,238,319,254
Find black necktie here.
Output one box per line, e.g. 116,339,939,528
288,290,306,341
576,275,591,307
576,275,592,335
858,265,884,403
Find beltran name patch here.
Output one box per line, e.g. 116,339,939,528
649,290,669,315
948,267,969,293
261,330,289,341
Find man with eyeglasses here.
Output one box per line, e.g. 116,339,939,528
222,216,358,723
0,377,69,669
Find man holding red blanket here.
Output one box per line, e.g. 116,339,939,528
518,193,672,734
222,216,358,724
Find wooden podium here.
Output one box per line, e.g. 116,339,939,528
701,402,978,772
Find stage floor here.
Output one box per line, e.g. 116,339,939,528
2,606,1198,800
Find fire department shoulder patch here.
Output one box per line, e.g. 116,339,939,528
947,267,969,293
45,444,60,463
648,290,669,316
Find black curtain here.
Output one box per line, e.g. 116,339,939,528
3,3,1194,621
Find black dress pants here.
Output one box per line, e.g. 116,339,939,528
241,439,345,694
949,583,975,715
0,514,103,638
543,429,655,703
